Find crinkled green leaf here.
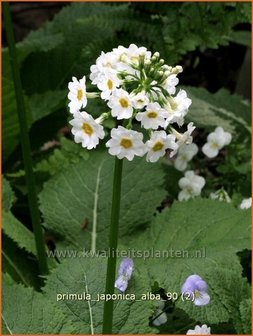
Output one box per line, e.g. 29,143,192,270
39,151,166,251
236,298,252,334
185,86,251,135
43,256,154,334
2,274,75,334
127,199,251,326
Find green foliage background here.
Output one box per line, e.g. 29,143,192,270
2,2,251,335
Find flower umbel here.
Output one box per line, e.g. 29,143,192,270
182,274,210,306
67,44,194,163
114,258,134,292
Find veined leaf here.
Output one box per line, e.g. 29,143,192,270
2,274,75,334
43,256,155,334
39,151,166,252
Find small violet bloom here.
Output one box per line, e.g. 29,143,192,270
181,274,210,306
114,258,134,292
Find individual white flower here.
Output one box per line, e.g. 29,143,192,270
174,143,198,171
90,51,118,85
68,76,87,113
107,89,134,120
114,44,151,66
136,102,167,130
97,70,121,100
69,112,105,149
178,170,205,201
106,126,146,161
146,131,178,162
186,324,211,335
172,123,196,150
152,301,167,327
210,188,231,203
131,91,149,109
165,89,192,126
240,197,252,209
202,127,232,158
163,74,179,95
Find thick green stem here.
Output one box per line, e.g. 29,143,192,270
102,157,123,334
3,3,48,276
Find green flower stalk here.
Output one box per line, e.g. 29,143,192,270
102,157,123,334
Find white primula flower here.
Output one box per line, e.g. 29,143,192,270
146,131,178,162
202,127,232,158
69,112,105,149
68,76,87,113
173,122,196,148
131,91,149,109
186,324,211,335
163,74,179,95
178,170,205,201
152,301,167,327
114,44,151,66
106,126,146,161
240,197,252,209
174,143,198,171
90,51,118,85
107,89,134,120
97,70,121,100
136,102,167,130
165,89,192,126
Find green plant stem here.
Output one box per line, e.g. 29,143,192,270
3,3,48,276
102,157,123,334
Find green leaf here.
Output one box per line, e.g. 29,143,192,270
185,86,251,135
2,177,16,211
2,274,75,334
2,235,40,289
2,77,32,163
39,151,166,251
127,199,251,325
2,211,36,255
29,89,66,122
228,30,251,48
236,298,251,334
43,256,154,334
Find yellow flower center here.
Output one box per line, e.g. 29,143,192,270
147,111,158,119
168,97,178,111
82,123,93,135
107,79,113,90
211,142,219,149
194,290,201,298
119,98,129,108
77,89,83,101
152,141,164,152
120,138,133,149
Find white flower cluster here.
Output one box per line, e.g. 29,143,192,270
67,44,194,162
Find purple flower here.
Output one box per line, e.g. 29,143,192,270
114,258,134,292
181,274,210,306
